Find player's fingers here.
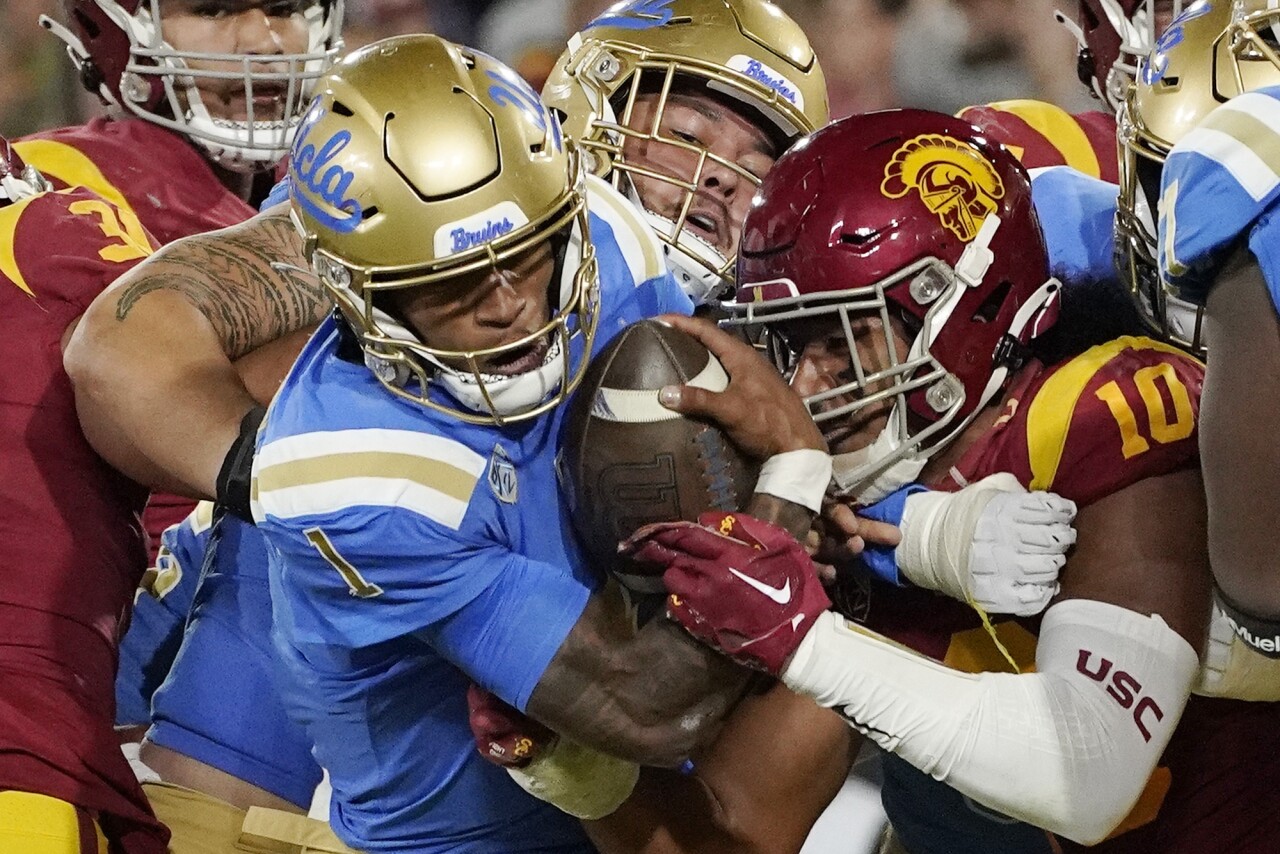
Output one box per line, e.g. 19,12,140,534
1017,552,1067,581
1011,494,1078,526
657,313,762,373
658,381,731,423
826,502,901,548
1015,521,1077,552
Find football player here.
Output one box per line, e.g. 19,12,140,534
115,502,359,853
959,2,1183,346
247,34,828,852
1141,3,1280,696
627,110,1228,852
0,141,171,853
28,0,342,555
541,0,829,304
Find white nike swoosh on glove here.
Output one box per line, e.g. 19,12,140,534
728,567,792,604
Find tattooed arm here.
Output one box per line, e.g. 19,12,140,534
63,205,328,497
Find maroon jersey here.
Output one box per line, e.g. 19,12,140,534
16,117,262,560
0,188,168,853
865,335,1203,667
16,117,257,246
866,337,1280,850
958,100,1119,184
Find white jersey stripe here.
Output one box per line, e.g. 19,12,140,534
1177,125,1280,202
253,428,487,528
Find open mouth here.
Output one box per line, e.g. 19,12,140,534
484,335,551,377
683,209,726,251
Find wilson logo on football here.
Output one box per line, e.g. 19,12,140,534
880,134,1005,243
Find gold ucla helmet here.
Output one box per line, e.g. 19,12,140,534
290,34,599,424
542,0,828,301
1118,0,1280,354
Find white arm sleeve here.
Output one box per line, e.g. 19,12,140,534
782,599,1198,844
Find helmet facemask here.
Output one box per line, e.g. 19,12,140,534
45,0,343,172
734,215,1059,504
314,185,601,426
604,66,791,303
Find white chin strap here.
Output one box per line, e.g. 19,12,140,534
628,186,732,305
831,412,928,505
437,337,567,418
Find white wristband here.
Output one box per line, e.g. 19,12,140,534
754,449,832,513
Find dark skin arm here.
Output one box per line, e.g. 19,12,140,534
529,314,827,767
1200,244,1280,616
1055,466,1211,651
585,684,862,854
63,204,324,497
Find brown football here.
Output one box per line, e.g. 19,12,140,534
559,319,759,595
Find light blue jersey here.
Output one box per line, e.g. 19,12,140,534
116,503,215,727
1159,85,1280,310
253,178,688,852
1029,165,1119,288
115,503,323,808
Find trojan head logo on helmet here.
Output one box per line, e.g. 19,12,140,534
0,136,50,206
732,110,1060,503
542,0,828,303
1118,0,1280,354
1062,1,1189,111
291,34,599,426
42,0,344,172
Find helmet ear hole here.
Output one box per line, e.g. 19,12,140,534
972,280,1012,325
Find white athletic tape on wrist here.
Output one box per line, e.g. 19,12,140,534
755,449,833,513
505,737,640,820
782,600,1197,844
1194,600,1280,700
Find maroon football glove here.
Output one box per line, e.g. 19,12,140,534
622,512,832,675
466,684,555,769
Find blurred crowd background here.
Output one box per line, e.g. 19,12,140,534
0,0,1096,137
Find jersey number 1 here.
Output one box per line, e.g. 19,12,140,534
305,528,384,599
1095,363,1194,459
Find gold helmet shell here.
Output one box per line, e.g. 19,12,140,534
290,34,599,424
542,0,828,297
1118,0,1280,353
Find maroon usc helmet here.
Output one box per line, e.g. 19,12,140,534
0,136,49,205
733,109,1060,501
1065,1,1188,111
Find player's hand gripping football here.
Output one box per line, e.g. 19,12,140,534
466,684,555,768
653,314,824,459
622,511,832,675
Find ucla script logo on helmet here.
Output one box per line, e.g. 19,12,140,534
290,100,363,234
484,65,563,152
1142,0,1213,85
881,134,1004,242
586,0,676,30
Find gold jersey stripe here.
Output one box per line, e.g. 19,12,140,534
13,139,138,215
1026,335,1194,490
1199,104,1280,177
0,192,43,296
256,450,480,504
986,99,1102,179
